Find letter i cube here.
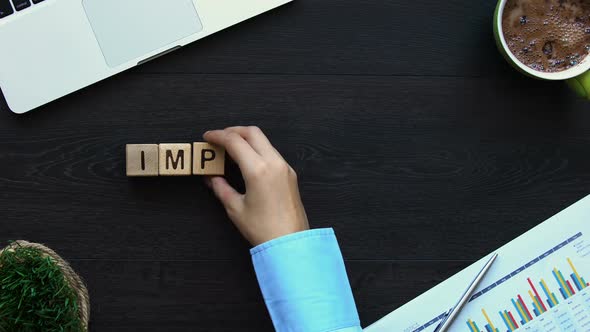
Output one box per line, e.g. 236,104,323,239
126,144,159,177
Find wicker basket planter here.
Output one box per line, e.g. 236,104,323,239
0,241,90,331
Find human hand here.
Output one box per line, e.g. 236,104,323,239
203,126,309,246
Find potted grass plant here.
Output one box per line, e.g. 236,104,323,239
0,241,89,332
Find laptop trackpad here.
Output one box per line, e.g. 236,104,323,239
83,0,203,67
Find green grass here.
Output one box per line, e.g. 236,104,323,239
0,245,84,332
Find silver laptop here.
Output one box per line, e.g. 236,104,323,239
0,0,292,114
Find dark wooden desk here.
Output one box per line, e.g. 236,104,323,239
1,1,589,331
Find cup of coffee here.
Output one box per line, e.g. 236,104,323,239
494,0,590,98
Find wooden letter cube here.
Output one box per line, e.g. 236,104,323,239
193,142,225,175
126,144,159,177
159,143,192,176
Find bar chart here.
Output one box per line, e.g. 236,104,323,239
466,258,589,332
364,195,590,332
398,231,590,332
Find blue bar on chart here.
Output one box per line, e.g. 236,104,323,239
567,257,588,290
482,309,499,332
540,279,559,307
558,269,575,297
572,274,583,291
527,278,547,314
511,299,526,325
499,311,512,331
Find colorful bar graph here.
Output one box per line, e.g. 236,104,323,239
567,257,586,290
527,278,547,312
511,299,526,325
482,309,499,332
541,280,554,307
516,295,532,321
553,269,571,299
529,291,544,316
540,279,559,306
507,311,519,329
500,310,514,331
566,280,576,295
572,273,583,291
558,270,571,294
465,258,588,331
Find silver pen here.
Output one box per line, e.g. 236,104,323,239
433,253,499,332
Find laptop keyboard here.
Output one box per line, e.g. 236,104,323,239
0,0,44,19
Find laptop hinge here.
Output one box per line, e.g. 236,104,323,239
138,46,182,66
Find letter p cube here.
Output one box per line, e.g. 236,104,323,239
193,142,225,176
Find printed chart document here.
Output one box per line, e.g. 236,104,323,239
365,194,590,332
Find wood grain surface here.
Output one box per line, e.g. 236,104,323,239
1,0,589,330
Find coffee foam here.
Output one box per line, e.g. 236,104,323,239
502,0,590,73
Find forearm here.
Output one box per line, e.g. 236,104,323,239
251,228,362,332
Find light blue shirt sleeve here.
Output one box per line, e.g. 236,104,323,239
250,228,362,332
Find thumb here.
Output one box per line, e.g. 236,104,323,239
205,176,243,213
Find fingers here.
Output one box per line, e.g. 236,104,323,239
205,176,243,212
204,129,260,170
224,126,279,158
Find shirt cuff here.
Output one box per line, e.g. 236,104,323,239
251,228,361,332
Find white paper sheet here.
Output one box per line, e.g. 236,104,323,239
365,194,590,332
